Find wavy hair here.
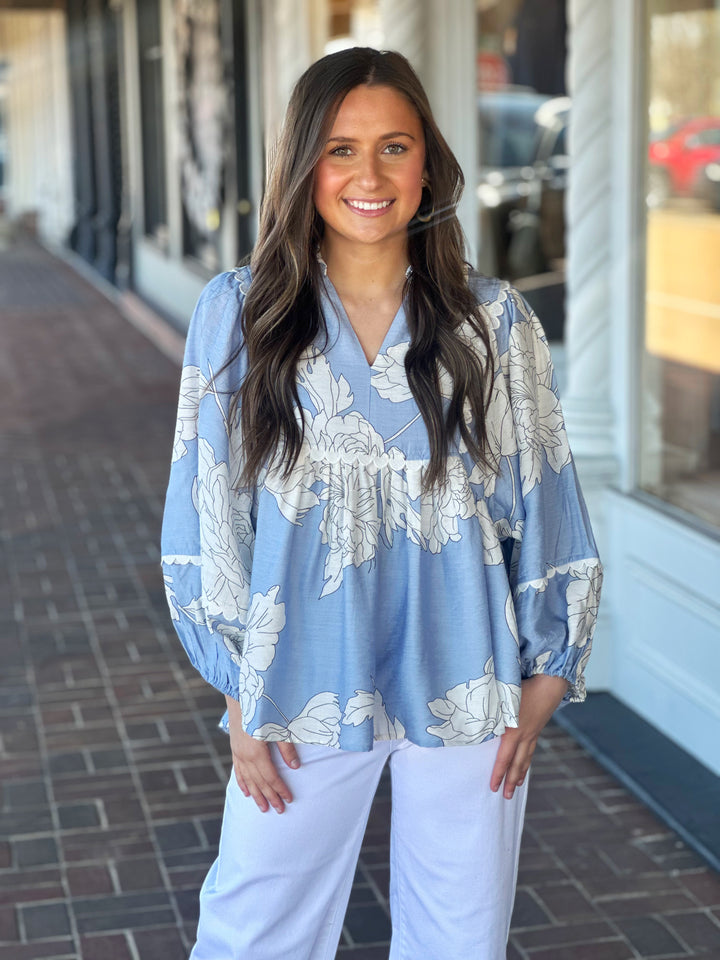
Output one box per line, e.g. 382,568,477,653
229,47,494,492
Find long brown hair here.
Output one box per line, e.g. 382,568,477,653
231,47,494,491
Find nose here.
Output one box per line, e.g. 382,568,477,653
355,151,382,190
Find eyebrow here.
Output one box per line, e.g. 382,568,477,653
326,131,416,143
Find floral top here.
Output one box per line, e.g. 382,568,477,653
161,264,602,750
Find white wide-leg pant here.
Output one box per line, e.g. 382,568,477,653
189,737,528,960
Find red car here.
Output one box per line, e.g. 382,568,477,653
649,116,720,199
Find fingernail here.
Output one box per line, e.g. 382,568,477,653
290,759,300,769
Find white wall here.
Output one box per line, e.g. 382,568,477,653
607,493,720,775
0,11,74,246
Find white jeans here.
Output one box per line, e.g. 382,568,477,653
189,737,528,960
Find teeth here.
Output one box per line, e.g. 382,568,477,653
347,200,392,210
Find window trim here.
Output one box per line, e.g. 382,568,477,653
631,0,720,534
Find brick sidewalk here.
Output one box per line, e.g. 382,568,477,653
1,237,719,960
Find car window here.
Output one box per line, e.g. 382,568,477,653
478,96,547,167
685,127,720,148
478,111,541,167
696,127,720,146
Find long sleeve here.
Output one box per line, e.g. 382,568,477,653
161,269,254,703
502,287,602,703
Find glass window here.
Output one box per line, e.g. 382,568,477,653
640,0,720,528
177,0,225,271
476,0,569,343
137,0,168,247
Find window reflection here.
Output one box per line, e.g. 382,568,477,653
476,0,568,342
641,1,720,527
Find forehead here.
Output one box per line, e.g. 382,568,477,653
329,84,423,134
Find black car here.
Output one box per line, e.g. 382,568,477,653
477,89,569,281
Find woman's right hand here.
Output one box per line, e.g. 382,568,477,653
224,694,300,813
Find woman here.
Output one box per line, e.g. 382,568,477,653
161,47,602,960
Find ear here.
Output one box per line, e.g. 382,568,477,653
421,168,430,185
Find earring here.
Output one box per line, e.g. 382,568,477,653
416,179,435,223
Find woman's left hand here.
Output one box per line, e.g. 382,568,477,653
490,675,570,799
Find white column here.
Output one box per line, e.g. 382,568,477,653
564,0,624,689
564,0,617,473
378,0,477,261
261,0,313,152
378,0,427,82
425,0,478,262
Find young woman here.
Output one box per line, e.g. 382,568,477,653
161,46,602,960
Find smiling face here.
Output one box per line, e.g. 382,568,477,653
313,84,427,258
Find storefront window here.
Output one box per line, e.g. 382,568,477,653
640,0,720,528
476,0,568,341
137,0,167,247
176,0,225,272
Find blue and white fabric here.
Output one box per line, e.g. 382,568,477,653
161,264,602,750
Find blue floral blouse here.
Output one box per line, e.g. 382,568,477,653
161,264,602,750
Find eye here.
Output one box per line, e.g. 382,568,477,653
383,142,408,155
329,144,353,157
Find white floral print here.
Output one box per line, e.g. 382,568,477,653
172,364,207,462
310,410,385,461
421,458,477,553
427,658,521,745
235,658,265,724
566,560,603,648
372,336,466,411
255,692,342,746
242,585,285,669
297,350,353,417
222,586,286,724
529,650,553,674
318,462,381,597
370,341,412,403
504,592,520,648
481,280,510,330
505,308,571,496
261,459,320,525
372,340,454,404
343,688,406,740
163,572,180,622
378,458,424,548
475,497,505,565
197,439,254,623
468,379,517,498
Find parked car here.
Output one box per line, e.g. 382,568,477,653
477,89,569,281
648,116,720,204
476,89,569,340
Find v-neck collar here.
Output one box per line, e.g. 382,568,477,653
320,273,407,369
316,252,410,369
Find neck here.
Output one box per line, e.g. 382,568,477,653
320,236,409,302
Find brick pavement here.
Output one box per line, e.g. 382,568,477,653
1,233,720,960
